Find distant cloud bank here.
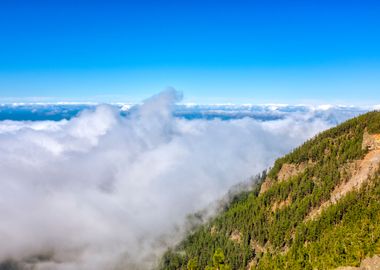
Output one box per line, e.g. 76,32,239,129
0,90,374,269
0,99,377,122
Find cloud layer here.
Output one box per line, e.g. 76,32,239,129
0,90,335,269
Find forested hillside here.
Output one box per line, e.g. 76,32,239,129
159,111,380,270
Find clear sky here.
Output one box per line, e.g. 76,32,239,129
0,0,379,104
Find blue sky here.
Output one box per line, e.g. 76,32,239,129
0,0,379,104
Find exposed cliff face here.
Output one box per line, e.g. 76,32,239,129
362,130,380,151
306,132,380,221
331,149,380,203
259,177,273,194
259,161,311,194
277,162,308,182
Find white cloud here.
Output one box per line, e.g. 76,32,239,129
0,90,333,269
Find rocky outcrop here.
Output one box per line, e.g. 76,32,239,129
331,149,380,203
230,229,242,244
362,130,380,151
259,177,274,194
277,162,308,182
260,161,310,194
361,255,380,270
335,255,380,270
271,196,291,212
306,132,380,221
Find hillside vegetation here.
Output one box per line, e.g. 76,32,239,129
159,111,380,270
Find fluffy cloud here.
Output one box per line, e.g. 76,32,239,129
0,90,333,269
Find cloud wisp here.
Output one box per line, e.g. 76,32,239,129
0,90,333,269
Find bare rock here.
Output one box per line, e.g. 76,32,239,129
362,130,380,151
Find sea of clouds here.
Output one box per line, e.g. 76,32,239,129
0,90,372,269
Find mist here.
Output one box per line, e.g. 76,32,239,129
0,90,334,269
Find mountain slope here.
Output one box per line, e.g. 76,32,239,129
159,111,380,270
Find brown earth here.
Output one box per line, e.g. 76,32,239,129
306,132,380,221
277,162,308,182
362,130,380,151
246,259,256,270
250,240,267,253
271,196,292,212
229,229,242,244
259,177,274,194
260,161,310,195
335,255,380,270
210,225,217,236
